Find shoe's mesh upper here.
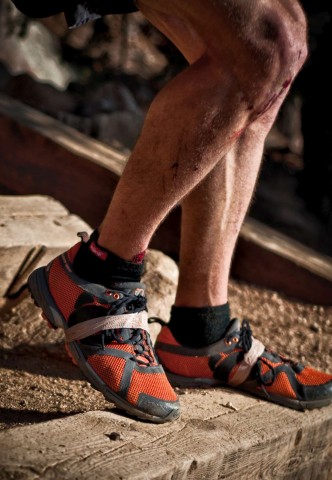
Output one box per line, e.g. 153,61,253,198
296,367,332,385
88,353,177,405
260,357,283,372
127,370,178,404
157,326,181,346
157,350,214,379
216,350,242,367
88,355,126,393
49,257,82,321
265,372,297,399
66,242,81,263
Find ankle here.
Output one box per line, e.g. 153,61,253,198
73,230,145,286
168,303,231,348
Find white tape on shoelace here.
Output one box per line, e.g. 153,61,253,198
65,310,149,343
228,337,265,387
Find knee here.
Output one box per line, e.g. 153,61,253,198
256,5,308,82
212,3,308,111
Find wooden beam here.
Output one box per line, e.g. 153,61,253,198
0,195,90,299
0,94,123,228
0,404,331,479
233,218,332,305
0,93,331,304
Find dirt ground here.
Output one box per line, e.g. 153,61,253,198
0,279,331,431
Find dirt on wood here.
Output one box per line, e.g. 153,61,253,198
1,278,331,431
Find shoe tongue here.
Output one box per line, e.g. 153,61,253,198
225,318,241,336
117,328,134,341
108,282,145,295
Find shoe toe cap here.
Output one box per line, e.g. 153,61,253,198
137,393,181,422
304,379,332,402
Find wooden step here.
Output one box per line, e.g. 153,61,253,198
0,195,89,299
0,93,331,304
0,195,331,480
0,401,331,480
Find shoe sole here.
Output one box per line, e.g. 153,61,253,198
28,267,180,424
165,371,332,411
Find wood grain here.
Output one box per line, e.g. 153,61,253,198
0,195,89,297
0,402,331,479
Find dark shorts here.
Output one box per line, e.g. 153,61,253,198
11,1,138,28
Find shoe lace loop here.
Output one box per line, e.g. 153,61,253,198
238,319,253,353
101,292,155,366
148,316,168,327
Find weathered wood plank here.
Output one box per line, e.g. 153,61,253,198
241,218,332,283
0,94,331,304
0,94,126,178
233,218,332,305
0,195,331,480
0,195,90,297
0,402,331,480
0,94,121,229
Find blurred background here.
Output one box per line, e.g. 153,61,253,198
0,0,331,257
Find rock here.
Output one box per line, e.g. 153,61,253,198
82,82,141,116
0,62,10,91
121,14,168,79
142,249,178,343
56,112,93,136
86,13,168,79
92,110,144,151
0,0,74,89
4,74,78,115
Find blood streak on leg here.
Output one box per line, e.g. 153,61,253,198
227,76,292,142
228,127,246,141
254,76,293,120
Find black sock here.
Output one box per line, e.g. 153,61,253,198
72,230,145,286
168,303,231,348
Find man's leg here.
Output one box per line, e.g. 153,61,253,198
175,130,266,308
98,0,307,259
29,0,330,419
124,1,331,409
156,107,332,410
168,106,282,347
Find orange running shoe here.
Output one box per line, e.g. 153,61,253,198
155,318,332,410
28,233,180,423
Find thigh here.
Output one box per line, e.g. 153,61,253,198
136,0,306,70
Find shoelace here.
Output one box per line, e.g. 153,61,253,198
101,292,156,366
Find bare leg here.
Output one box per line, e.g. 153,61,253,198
98,0,307,261
175,101,286,307
175,131,264,307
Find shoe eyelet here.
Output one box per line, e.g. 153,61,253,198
105,290,113,296
113,293,120,300
224,339,232,346
232,337,239,343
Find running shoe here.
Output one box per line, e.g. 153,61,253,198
28,233,180,423
155,318,332,410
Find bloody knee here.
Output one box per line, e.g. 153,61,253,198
211,2,308,119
